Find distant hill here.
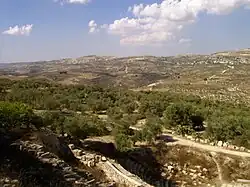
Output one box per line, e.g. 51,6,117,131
1,49,250,103
213,48,250,57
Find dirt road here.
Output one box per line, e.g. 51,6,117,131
163,133,250,158
131,126,250,158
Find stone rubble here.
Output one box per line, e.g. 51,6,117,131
184,134,250,153
0,140,113,187
2,137,249,187
69,144,154,187
162,161,212,187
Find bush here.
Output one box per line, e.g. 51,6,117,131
112,118,134,136
41,111,66,134
115,133,133,152
141,117,163,143
131,117,163,144
64,115,110,139
163,102,204,134
205,115,250,148
107,107,123,120
1,78,250,149
44,96,60,110
121,102,137,114
0,101,38,130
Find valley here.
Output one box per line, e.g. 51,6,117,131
1,49,250,187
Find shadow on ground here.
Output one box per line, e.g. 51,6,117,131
0,134,73,187
81,139,177,187
0,130,105,187
156,134,178,143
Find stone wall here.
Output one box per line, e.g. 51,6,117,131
69,144,151,187
164,130,250,154
98,161,150,187
117,157,175,187
184,134,250,153
0,139,104,187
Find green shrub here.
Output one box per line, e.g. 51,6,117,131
115,133,133,152
205,115,250,148
163,102,204,134
64,115,110,139
0,101,38,129
107,107,123,120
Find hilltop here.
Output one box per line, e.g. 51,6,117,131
213,48,250,57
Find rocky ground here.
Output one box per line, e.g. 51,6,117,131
75,135,250,187
0,128,174,187
0,130,113,187
1,128,250,187
154,143,250,187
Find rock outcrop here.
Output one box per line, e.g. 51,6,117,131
0,129,112,187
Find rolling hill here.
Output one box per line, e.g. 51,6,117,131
1,49,250,103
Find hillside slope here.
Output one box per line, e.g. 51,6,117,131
1,49,250,103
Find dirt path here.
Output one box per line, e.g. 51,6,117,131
163,133,250,158
131,126,250,158
210,152,223,182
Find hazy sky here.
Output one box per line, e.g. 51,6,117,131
1,0,250,62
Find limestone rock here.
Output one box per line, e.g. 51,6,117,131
202,168,208,172
11,180,18,184
195,166,201,169
186,136,192,140
68,144,75,150
189,169,196,173
66,178,76,182
182,170,187,175
192,174,198,179
210,142,215,146
101,156,107,162
167,165,174,171
40,152,53,158
217,141,223,147
4,179,10,183
73,149,84,157
223,142,229,147
240,147,246,152
204,139,209,144
63,166,72,172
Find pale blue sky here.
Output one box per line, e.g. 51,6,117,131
1,0,250,62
